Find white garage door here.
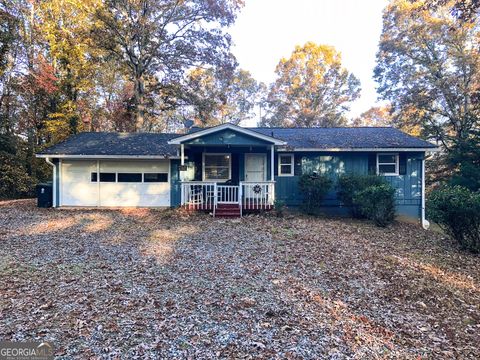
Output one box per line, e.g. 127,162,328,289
60,160,171,207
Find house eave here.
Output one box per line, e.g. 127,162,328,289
36,154,180,159
276,147,439,152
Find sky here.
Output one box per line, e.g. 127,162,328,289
228,0,388,126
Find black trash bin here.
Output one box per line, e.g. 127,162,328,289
36,183,53,208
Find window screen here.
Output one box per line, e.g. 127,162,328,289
99,173,116,182
144,173,168,182
377,154,399,175
279,154,294,176
204,154,231,181
118,173,142,182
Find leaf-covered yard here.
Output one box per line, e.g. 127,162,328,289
0,200,479,359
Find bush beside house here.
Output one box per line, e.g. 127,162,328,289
353,184,396,227
427,186,480,253
337,174,386,218
298,173,396,227
298,173,333,215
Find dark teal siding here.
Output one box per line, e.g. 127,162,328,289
184,146,272,183
170,159,181,207
384,153,423,218
170,150,424,220
275,176,302,206
274,151,423,219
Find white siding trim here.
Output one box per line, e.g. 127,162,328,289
276,147,438,152
36,154,176,159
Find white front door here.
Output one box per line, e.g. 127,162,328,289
245,154,266,182
244,154,266,199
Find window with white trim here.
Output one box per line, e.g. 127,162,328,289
203,153,231,181
377,153,399,176
278,154,294,176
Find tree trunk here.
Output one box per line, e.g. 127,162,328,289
134,74,145,131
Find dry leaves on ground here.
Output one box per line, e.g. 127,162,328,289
0,199,479,359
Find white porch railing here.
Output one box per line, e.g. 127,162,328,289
240,181,275,210
180,181,275,216
217,185,239,204
181,181,217,214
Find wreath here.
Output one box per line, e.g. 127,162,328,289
253,184,262,194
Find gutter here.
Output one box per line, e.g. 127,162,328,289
44,157,57,208
276,147,439,152
36,154,177,159
421,157,430,230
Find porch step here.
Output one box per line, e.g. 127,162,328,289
216,204,241,218
217,203,240,209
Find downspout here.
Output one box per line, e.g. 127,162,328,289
421,156,430,230
45,157,57,208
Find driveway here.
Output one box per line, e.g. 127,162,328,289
0,200,478,358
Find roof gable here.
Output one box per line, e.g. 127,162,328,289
168,123,286,145
181,128,274,146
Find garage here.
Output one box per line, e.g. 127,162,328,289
60,159,171,207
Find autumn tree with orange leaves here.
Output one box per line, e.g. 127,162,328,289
262,42,361,128
375,0,480,189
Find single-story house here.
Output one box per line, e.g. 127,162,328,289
36,123,437,224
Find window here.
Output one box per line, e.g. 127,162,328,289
91,172,98,182
278,154,294,176
99,172,116,182
118,173,142,182
377,153,399,176
203,153,231,181
144,173,168,183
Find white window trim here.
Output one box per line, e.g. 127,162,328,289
377,153,399,176
202,153,232,182
278,153,294,176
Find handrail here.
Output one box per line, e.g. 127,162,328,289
240,181,276,184
238,184,243,217
213,182,217,217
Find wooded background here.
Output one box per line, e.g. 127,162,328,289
0,0,479,198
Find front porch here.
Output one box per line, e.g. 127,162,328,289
167,124,286,217
180,181,275,216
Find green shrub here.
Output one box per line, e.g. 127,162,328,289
298,173,333,214
353,184,396,227
427,186,480,253
337,174,386,217
273,199,286,217
0,153,36,199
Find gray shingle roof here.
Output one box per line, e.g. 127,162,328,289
38,132,178,156
251,127,436,149
38,127,436,156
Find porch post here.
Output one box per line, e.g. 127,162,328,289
270,145,274,181
180,143,185,166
